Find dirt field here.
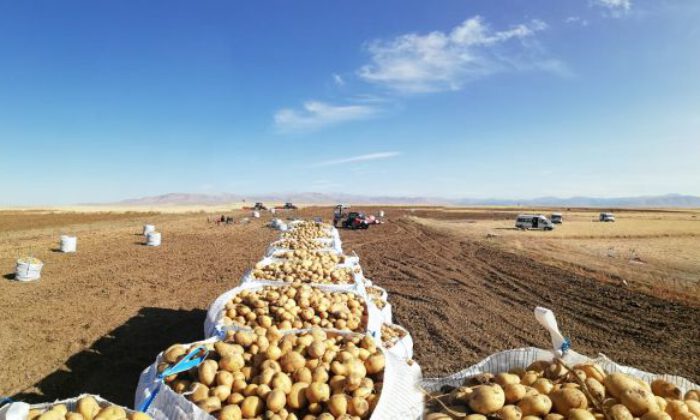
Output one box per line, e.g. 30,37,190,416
0,207,698,406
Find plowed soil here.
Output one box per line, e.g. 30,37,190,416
0,207,698,407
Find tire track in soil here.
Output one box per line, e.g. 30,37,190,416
340,216,700,382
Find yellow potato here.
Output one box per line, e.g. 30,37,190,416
76,396,101,420
550,389,588,415
620,388,659,416
518,395,553,417
569,408,596,420
469,385,506,414
498,404,523,420
652,380,682,400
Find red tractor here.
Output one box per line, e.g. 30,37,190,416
342,212,370,229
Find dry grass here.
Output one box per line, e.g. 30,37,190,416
414,208,700,304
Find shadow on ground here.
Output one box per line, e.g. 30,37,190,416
13,307,206,406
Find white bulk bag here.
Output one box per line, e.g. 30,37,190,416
424,307,700,394
14,258,43,282
135,333,424,420
203,281,380,338
59,235,77,253
239,256,366,291
146,232,161,246
0,394,139,420
252,210,260,218
143,224,156,235
421,347,699,395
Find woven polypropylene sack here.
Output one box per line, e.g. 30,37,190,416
135,333,424,420
203,281,380,338
421,347,699,394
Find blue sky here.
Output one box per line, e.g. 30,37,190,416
1,0,699,204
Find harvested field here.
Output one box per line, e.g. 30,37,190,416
0,207,698,407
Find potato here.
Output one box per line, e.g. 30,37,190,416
52,405,68,416
586,378,606,401
219,404,242,420
465,415,487,420
533,378,554,395
550,389,588,415
642,412,673,420
266,389,286,413
128,414,152,420
469,385,506,414
574,364,606,383
196,396,221,413
349,396,370,417
37,411,63,420
545,414,565,420
94,406,126,420
65,414,85,420
610,404,635,420
496,373,522,387
198,360,218,386
687,401,700,417
652,380,682,400
498,404,523,420
605,373,642,399
305,382,330,403
518,395,553,417
365,354,385,375
76,396,101,420
666,400,690,418
189,382,210,402
687,391,700,402
288,382,310,409
620,388,659,416
505,384,528,403
569,408,596,420
240,396,263,417
329,394,349,417
522,372,541,386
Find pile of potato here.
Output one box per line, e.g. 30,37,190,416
282,223,334,241
220,285,367,332
380,324,407,349
27,396,151,420
273,239,326,251
365,286,386,310
425,360,700,420
160,328,386,419
251,258,354,285
273,249,348,264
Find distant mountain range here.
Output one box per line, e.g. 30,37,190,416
112,192,700,208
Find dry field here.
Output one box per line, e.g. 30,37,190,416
0,207,698,407
413,208,700,303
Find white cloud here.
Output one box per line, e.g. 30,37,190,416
274,100,379,132
332,73,345,86
357,16,562,93
594,0,632,16
311,152,401,167
565,16,589,26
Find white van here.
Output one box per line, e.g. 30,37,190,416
550,213,563,224
599,212,615,222
516,214,554,230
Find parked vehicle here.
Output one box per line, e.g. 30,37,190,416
515,214,554,230
599,212,615,222
550,213,563,224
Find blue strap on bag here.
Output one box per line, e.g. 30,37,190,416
138,345,209,413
